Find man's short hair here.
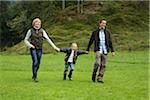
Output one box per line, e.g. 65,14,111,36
99,18,106,23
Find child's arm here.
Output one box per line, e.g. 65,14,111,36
77,50,88,56
60,48,68,53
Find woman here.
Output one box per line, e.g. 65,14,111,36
24,18,59,82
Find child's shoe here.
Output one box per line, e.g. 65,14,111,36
68,75,72,80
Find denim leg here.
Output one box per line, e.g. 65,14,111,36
30,48,38,79
68,63,74,78
64,63,69,72
70,63,74,71
36,49,42,72
64,63,69,80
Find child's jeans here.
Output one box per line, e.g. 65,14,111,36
64,62,74,79
65,62,74,71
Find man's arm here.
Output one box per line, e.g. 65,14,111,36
86,32,94,52
108,31,115,56
108,31,114,52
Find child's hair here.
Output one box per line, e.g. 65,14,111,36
70,42,78,50
70,42,77,46
32,18,41,26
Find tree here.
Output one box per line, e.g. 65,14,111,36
77,0,84,13
0,1,15,50
62,0,65,10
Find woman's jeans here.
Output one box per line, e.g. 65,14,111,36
30,48,42,80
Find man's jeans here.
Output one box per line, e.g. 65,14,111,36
30,48,42,80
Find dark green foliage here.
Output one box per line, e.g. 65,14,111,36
0,1,149,53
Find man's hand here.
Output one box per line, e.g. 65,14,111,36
112,52,115,56
55,47,60,52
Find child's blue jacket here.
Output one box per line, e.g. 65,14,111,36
60,48,87,64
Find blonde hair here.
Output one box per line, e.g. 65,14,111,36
32,18,41,26
71,43,77,47
71,42,78,50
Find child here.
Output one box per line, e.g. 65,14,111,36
57,43,88,80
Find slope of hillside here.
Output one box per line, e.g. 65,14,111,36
5,1,149,54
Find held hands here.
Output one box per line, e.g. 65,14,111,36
54,47,60,52
31,45,35,49
85,51,89,54
112,52,115,57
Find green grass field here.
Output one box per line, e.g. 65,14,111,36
0,51,149,100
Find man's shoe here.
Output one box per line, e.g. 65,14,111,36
97,80,104,83
34,80,39,82
92,79,95,82
92,76,96,82
32,79,38,83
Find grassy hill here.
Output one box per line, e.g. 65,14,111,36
5,1,149,54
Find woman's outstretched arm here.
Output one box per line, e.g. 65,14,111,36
42,29,59,51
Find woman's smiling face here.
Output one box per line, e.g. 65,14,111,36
34,21,41,29
32,18,41,29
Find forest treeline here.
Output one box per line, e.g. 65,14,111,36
0,1,149,52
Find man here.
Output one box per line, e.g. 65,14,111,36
86,19,115,83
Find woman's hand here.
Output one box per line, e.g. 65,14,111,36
31,45,35,49
55,47,60,52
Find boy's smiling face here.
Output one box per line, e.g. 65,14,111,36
71,43,78,51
